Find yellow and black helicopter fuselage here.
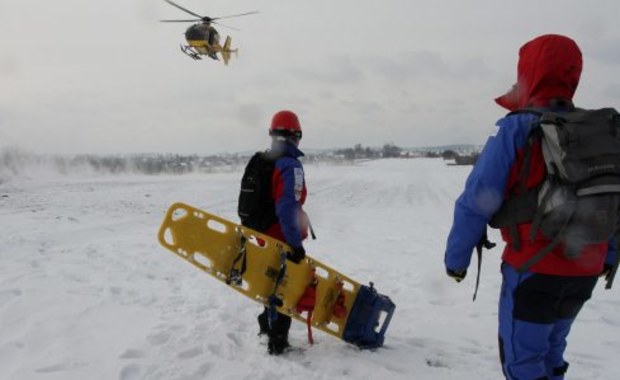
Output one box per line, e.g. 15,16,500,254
181,23,234,63
161,0,255,65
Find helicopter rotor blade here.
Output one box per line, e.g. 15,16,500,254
160,19,201,22
163,0,203,19
212,21,241,31
211,11,259,21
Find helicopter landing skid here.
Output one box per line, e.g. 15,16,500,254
180,45,201,60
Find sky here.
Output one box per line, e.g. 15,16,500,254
1,0,619,155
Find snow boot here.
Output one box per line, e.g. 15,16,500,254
257,310,270,336
268,334,290,355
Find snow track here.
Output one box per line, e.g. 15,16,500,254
0,159,618,379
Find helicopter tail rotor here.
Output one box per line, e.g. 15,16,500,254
221,36,237,65
223,36,238,53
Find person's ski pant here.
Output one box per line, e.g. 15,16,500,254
258,307,291,339
498,263,597,380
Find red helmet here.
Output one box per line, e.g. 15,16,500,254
269,110,302,140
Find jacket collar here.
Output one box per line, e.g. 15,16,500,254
270,140,304,158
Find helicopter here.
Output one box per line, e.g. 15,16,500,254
160,0,258,64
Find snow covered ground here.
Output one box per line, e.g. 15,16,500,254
1,158,618,380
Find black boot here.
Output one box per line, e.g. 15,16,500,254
268,334,290,355
257,309,270,336
267,312,291,355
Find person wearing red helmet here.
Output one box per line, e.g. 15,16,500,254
444,35,617,379
263,110,307,247
238,110,309,355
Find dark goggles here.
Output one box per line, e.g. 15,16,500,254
269,128,302,140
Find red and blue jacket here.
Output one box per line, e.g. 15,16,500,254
445,34,616,276
445,112,616,276
265,142,308,248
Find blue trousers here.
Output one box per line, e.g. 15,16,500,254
498,263,597,380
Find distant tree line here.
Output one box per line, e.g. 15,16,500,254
332,144,479,163
334,143,404,160
0,144,482,181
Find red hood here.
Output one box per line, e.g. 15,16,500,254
495,34,582,111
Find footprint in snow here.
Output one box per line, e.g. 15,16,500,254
119,364,142,380
226,332,242,347
177,347,203,359
119,349,146,359
207,343,222,356
35,361,85,373
426,358,451,368
35,363,68,373
0,288,22,302
601,315,620,327
180,363,213,380
146,331,170,346
109,286,122,295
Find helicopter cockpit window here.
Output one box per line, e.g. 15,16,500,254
185,26,205,41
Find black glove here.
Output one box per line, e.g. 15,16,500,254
447,268,467,283
476,233,496,251
600,264,614,281
287,246,306,264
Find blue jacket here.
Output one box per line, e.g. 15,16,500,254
445,113,617,275
265,141,307,248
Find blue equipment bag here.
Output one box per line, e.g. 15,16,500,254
342,283,396,349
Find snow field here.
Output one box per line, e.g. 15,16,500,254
0,158,618,379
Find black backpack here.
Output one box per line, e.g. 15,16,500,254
238,151,280,232
490,107,620,271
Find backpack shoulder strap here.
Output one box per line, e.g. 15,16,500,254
489,109,546,250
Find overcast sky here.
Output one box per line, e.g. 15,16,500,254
1,0,619,154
